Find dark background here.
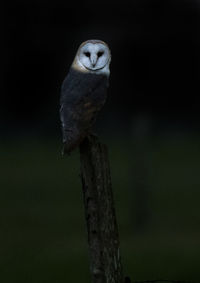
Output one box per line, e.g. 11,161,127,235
2,0,200,282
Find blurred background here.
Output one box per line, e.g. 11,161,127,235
2,0,200,282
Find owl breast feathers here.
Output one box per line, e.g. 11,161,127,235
60,68,109,154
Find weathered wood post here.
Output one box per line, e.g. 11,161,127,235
80,134,124,283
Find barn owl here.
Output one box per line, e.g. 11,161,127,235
60,40,111,154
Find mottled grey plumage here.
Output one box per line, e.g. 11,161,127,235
60,40,111,154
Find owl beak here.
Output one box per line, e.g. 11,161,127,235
90,54,97,67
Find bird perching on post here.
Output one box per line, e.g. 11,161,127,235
60,40,124,283
60,39,111,154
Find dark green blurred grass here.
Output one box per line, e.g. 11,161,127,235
0,135,200,282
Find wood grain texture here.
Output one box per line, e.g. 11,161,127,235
80,135,123,283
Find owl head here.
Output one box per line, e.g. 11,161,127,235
72,40,111,75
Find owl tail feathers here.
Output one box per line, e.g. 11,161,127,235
62,135,86,155
61,142,74,156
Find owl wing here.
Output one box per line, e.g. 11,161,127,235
60,68,108,153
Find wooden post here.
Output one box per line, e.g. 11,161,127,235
80,134,123,283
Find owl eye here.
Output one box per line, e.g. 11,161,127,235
84,52,90,57
97,51,104,57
